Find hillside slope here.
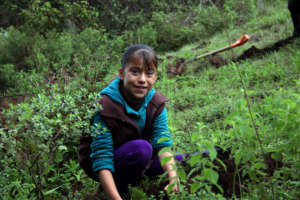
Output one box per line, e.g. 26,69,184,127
1,1,299,199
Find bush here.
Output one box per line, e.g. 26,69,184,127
0,64,43,95
0,27,118,94
136,22,159,49
223,0,256,25
72,28,123,68
0,85,99,199
121,22,158,50
0,27,33,69
20,0,99,33
151,11,202,51
193,5,228,35
0,64,16,93
27,31,73,72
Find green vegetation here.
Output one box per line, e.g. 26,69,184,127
1,0,300,199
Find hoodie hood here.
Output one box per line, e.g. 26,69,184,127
99,77,155,116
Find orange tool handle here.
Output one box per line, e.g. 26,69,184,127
230,34,250,48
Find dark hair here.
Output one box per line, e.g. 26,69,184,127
121,44,157,70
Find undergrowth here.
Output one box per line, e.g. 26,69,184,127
1,0,300,199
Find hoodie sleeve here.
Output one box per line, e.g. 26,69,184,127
90,113,115,173
151,107,173,149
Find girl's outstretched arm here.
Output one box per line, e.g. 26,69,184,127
99,169,123,200
159,151,180,193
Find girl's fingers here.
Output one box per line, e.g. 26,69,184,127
164,183,180,193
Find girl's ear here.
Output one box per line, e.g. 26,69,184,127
118,68,124,80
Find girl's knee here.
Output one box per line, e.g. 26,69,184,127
114,139,153,164
129,139,152,160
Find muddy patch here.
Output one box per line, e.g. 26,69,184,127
166,55,227,77
166,57,186,77
209,54,227,68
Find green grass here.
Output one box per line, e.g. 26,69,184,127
1,0,300,199
146,1,300,199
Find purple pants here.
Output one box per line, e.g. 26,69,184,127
112,139,182,193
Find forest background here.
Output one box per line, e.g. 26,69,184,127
1,0,300,199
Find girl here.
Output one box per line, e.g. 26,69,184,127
90,44,180,200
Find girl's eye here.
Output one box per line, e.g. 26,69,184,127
147,70,154,75
131,69,139,75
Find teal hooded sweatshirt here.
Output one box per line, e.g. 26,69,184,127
90,77,173,173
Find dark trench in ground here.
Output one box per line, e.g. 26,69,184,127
234,36,295,61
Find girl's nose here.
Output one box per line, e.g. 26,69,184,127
138,73,146,82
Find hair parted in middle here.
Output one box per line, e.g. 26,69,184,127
121,44,158,70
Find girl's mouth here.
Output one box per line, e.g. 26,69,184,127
134,85,147,89
134,86,147,92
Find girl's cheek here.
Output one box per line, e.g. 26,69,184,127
150,79,156,85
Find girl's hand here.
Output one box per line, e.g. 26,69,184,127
98,170,123,200
159,151,180,193
164,177,180,193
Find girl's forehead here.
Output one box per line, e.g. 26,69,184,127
128,54,144,64
127,51,156,68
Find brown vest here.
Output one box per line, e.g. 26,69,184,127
99,91,168,148
79,91,168,181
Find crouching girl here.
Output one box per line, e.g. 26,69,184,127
90,44,179,200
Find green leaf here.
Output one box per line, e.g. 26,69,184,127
202,168,219,184
44,185,63,195
44,2,51,8
166,181,177,193
209,148,217,161
177,168,186,180
235,150,242,166
161,156,172,166
253,162,266,170
189,153,201,166
191,132,201,143
202,140,216,160
158,147,170,154
191,182,202,193
214,183,224,193
157,137,170,144
271,152,282,161
58,145,67,151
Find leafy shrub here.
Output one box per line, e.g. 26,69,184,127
0,27,33,68
27,31,73,72
91,0,201,35
72,28,123,69
151,11,203,51
0,27,117,94
223,0,256,25
0,85,99,199
221,88,300,199
193,5,228,35
20,0,99,33
262,89,300,156
136,22,159,49
0,64,16,93
0,64,44,95
27,28,121,74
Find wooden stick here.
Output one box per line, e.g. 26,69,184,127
176,34,250,73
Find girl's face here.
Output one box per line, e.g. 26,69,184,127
119,51,157,104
